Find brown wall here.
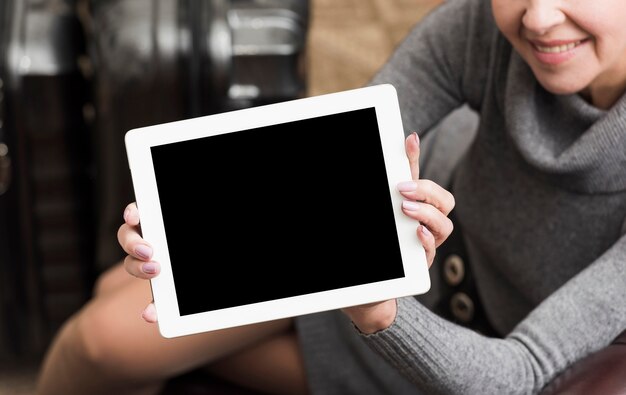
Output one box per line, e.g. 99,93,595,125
306,0,442,96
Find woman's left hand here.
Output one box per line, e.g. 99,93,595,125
342,132,455,334
398,132,456,263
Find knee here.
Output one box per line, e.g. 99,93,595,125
72,298,140,377
36,303,124,392
37,301,160,395
72,302,118,373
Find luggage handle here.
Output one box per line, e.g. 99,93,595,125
0,143,9,196
0,77,8,195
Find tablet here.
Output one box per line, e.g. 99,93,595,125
125,83,430,338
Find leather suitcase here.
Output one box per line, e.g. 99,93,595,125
84,0,310,271
0,0,94,361
0,0,309,362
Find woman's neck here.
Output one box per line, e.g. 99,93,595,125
580,74,626,110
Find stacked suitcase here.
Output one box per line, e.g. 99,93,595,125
85,0,309,272
0,0,308,362
0,0,94,362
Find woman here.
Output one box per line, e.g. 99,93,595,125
37,0,626,394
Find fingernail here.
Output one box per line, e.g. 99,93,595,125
141,262,157,274
135,244,152,260
123,207,130,222
420,225,432,237
397,181,417,192
141,304,157,322
402,200,420,211
413,132,420,147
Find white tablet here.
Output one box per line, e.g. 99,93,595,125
125,83,430,338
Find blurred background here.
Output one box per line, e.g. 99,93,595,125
0,0,440,393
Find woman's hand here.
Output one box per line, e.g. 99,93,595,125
118,133,455,327
342,132,455,334
398,132,456,261
117,202,159,323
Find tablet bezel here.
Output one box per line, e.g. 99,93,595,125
125,83,430,338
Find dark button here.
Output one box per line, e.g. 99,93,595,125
443,254,465,286
450,292,474,323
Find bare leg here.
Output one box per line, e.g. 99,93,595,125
92,260,135,297
207,330,309,395
36,262,294,395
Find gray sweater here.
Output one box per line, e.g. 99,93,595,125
360,0,626,394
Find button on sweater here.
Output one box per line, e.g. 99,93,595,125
361,0,626,393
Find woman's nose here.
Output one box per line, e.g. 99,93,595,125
522,0,566,35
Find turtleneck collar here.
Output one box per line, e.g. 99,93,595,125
504,52,626,193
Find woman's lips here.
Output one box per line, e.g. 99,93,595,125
529,38,588,65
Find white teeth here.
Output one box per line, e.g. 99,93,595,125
535,40,581,53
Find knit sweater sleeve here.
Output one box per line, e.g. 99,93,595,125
360,1,626,393
368,0,494,135
361,235,626,395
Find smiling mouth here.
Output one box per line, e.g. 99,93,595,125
532,39,587,54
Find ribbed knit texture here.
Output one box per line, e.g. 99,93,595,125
296,0,626,393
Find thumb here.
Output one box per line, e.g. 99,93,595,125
141,303,158,323
405,132,420,181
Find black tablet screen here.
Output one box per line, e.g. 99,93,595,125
151,107,405,316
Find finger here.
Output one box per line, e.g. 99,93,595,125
123,202,140,227
124,254,160,279
397,179,456,215
117,223,153,260
141,303,158,323
417,225,436,268
405,132,420,181
401,200,454,247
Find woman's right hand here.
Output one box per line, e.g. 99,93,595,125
117,202,159,323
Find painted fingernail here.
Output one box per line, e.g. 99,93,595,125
413,132,420,147
420,225,432,237
141,262,157,274
397,181,417,192
402,200,420,211
141,304,157,322
135,244,152,260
